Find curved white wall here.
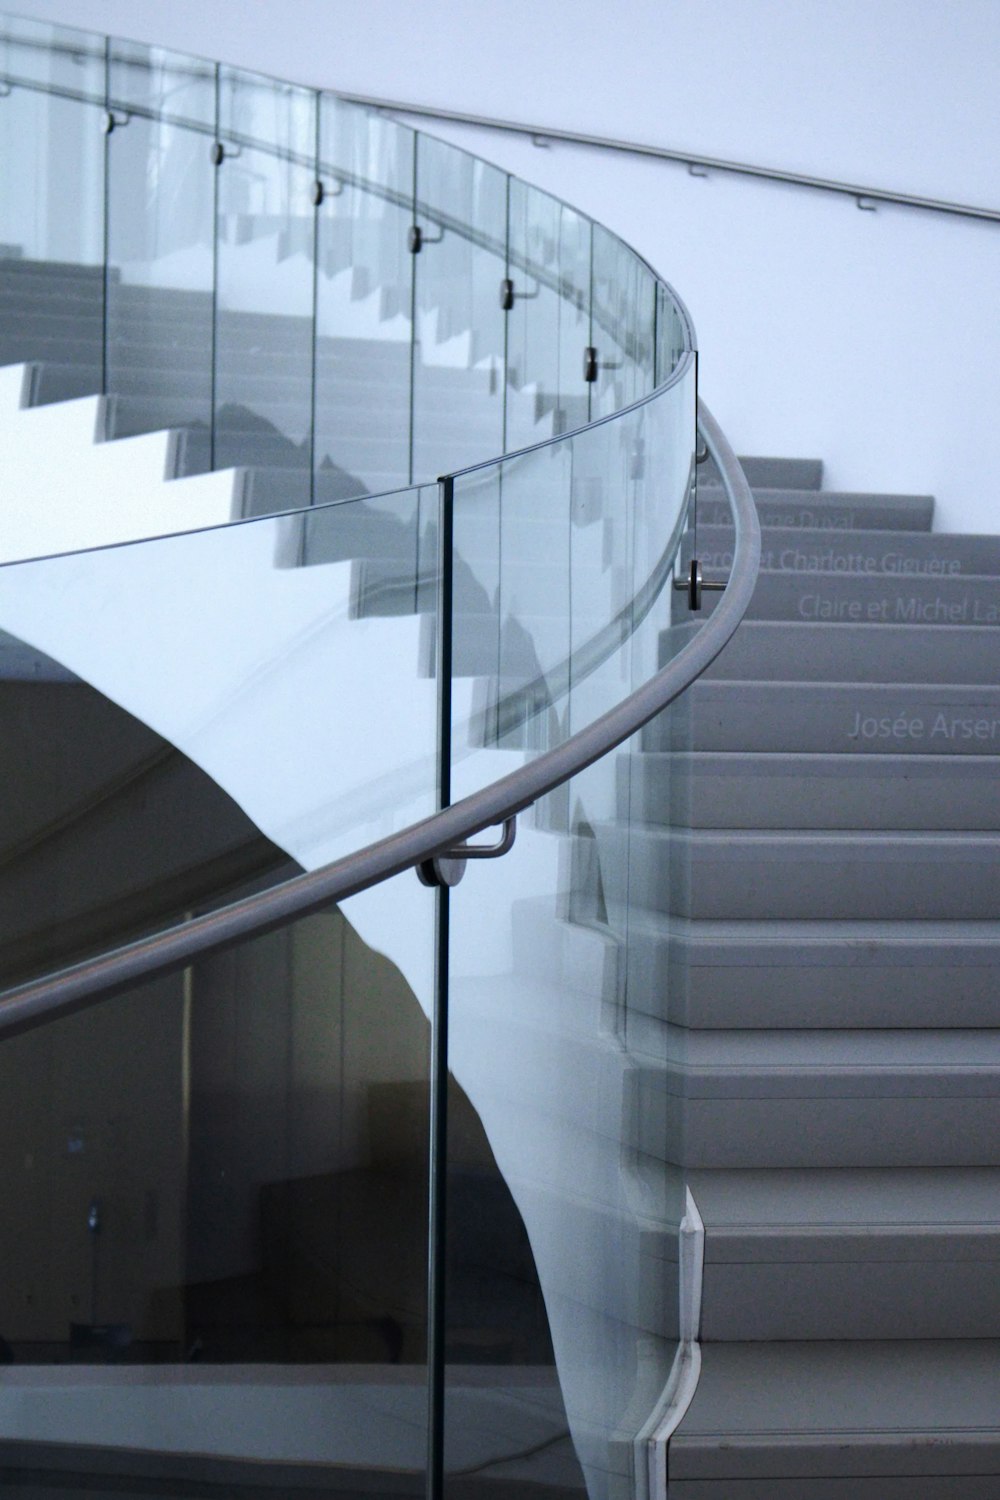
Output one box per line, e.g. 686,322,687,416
10,0,1000,530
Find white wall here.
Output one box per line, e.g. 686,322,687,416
11,0,1000,530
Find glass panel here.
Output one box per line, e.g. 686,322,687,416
0,17,105,402
315,96,414,499
215,66,317,513
0,486,440,1486
105,42,216,453
656,279,689,386
506,178,591,453
412,133,506,479
445,367,696,1500
591,225,657,418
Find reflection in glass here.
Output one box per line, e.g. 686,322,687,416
0,488,441,1483
445,369,696,1499
0,17,105,402
506,179,591,453
105,42,216,452
412,134,506,479
315,97,415,499
215,66,317,512
591,225,657,418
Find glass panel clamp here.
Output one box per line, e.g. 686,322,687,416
408,222,446,254
674,559,728,611
500,276,540,310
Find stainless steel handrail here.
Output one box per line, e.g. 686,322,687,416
0,400,758,1040
336,93,1000,228
3,15,993,225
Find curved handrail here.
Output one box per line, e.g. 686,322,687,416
0,401,758,1039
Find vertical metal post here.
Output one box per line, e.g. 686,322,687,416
209,62,220,473
692,349,700,563
501,174,511,455
426,473,454,1500
100,36,111,398
586,222,594,424
309,90,321,507
407,134,419,486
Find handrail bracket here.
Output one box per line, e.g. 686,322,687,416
417,815,517,888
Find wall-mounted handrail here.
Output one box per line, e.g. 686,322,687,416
336,91,1000,228
4,21,993,225
0,400,758,1041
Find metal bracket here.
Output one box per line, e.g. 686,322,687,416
102,109,130,135
417,815,517,888
688,162,709,179
408,223,445,254
695,441,709,465
856,195,878,213
312,177,346,206
583,346,598,383
673,559,728,612
211,141,243,166
500,276,541,310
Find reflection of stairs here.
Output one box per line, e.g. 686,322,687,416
608,459,1000,1492
0,253,583,516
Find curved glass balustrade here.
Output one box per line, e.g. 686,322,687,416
0,362,700,1498
0,12,692,521
0,12,713,1500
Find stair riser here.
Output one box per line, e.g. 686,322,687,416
626,933,1000,1030
623,753,1000,828
662,622,1000,685
684,572,1000,628
638,1089,1000,1169
699,456,822,490
701,1255,1000,1342
697,491,933,531
697,523,1000,578
646,683,1000,756
607,830,1000,921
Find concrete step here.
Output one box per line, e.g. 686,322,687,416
623,750,1000,829
598,823,1000,921
645,680,1000,755
629,1026,1000,1168
692,1166,1000,1342
698,487,934,531
669,1339,1000,1496
663,620,1000,685
622,912,1000,1031
687,568,1000,628
697,521,1000,578
699,455,823,491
